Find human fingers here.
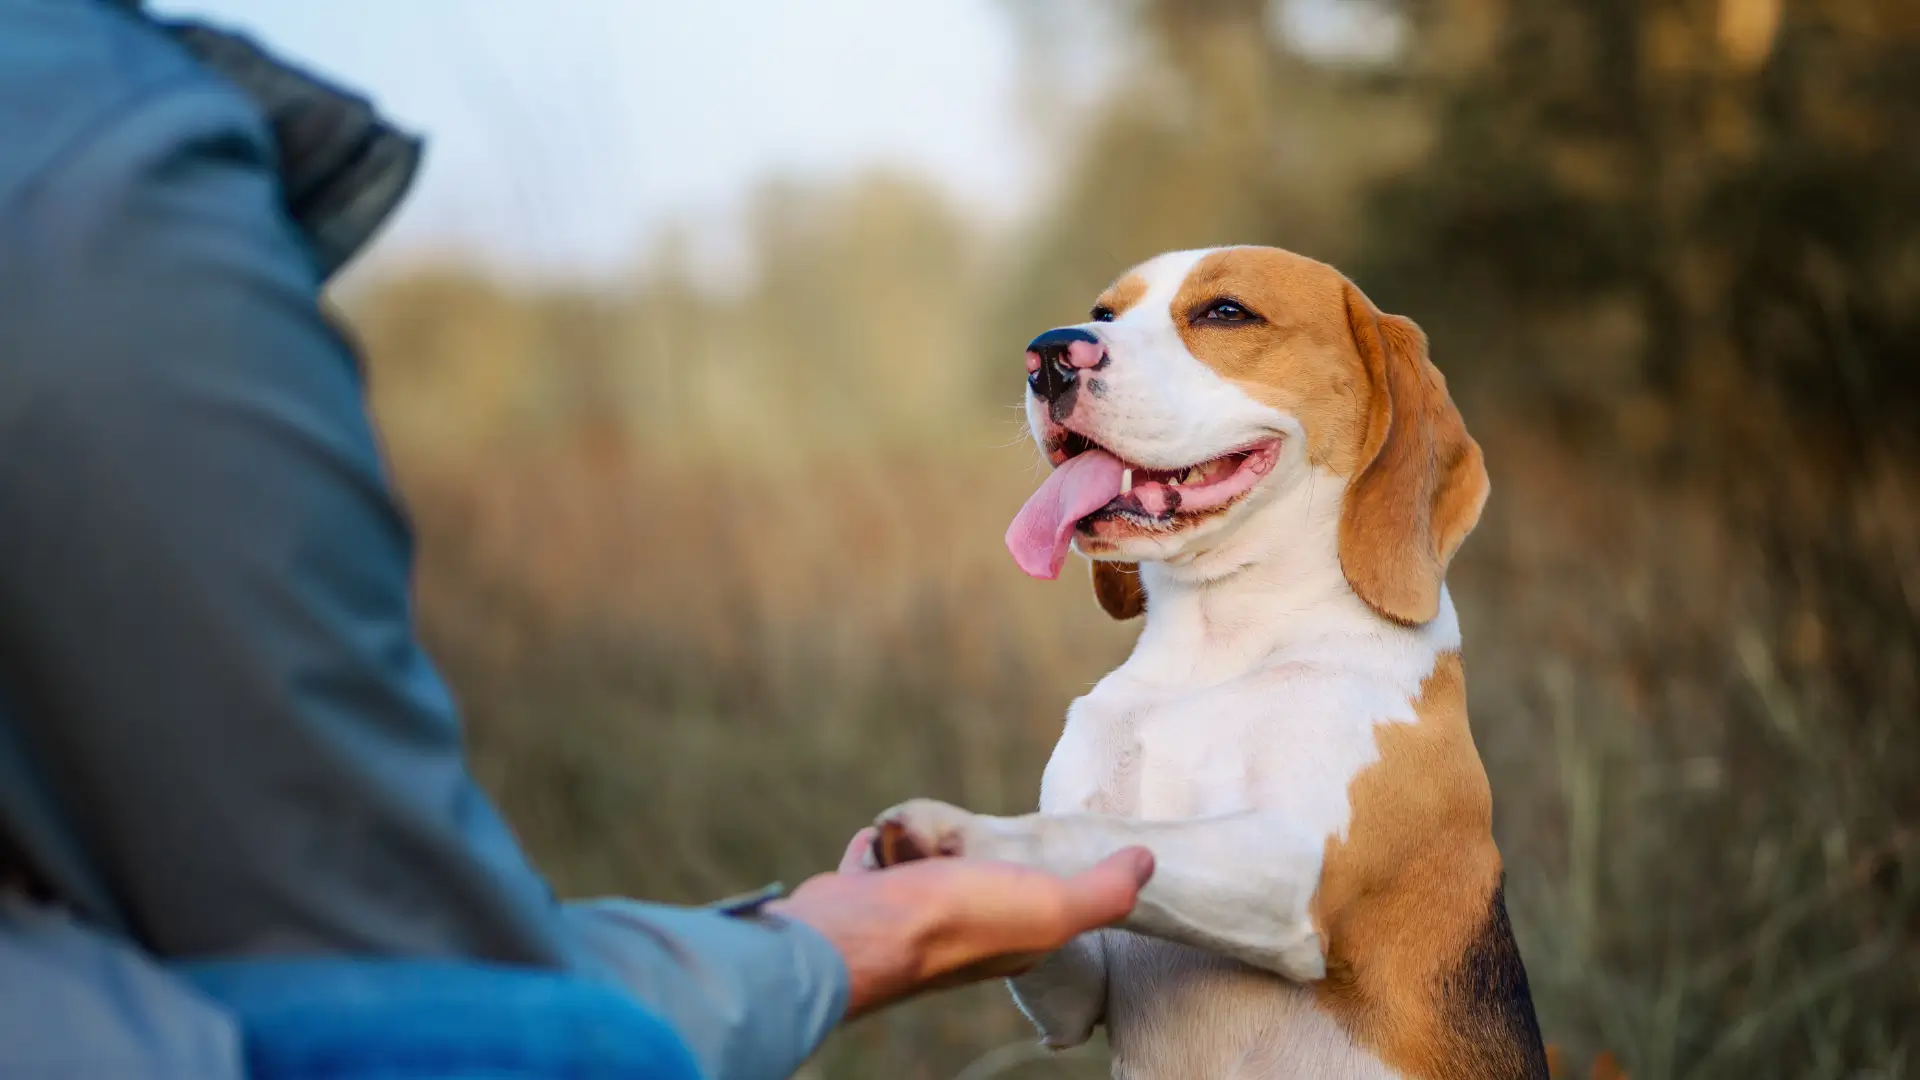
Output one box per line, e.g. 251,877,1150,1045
929,847,1155,950
909,848,1154,974
1054,846,1154,933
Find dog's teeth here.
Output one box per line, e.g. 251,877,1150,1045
1121,468,1133,494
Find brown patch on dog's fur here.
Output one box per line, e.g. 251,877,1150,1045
1308,652,1548,1079
1152,246,1489,626
1339,291,1490,625
1167,247,1376,476
1095,273,1150,320
873,819,933,866
1089,560,1146,620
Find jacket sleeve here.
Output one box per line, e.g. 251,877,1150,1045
0,23,844,1080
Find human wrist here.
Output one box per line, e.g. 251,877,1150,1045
769,871,948,1019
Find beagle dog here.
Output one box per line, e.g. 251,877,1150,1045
870,246,1549,1079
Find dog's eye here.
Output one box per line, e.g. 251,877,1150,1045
1090,306,1117,323
1198,299,1256,323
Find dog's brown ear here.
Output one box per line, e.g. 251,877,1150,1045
1338,285,1489,625
1090,560,1146,620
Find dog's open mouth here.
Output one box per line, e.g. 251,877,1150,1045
1006,433,1282,579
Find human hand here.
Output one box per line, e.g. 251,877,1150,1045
769,828,1153,1019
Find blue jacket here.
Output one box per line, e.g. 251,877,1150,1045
0,2,848,1077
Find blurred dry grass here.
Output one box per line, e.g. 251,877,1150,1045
340,1,1917,1076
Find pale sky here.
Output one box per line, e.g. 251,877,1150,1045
144,1,1387,281
147,0,1035,280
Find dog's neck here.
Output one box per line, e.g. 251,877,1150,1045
1125,466,1455,686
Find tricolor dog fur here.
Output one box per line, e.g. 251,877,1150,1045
870,246,1550,1079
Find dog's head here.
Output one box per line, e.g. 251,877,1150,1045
1006,246,1488,625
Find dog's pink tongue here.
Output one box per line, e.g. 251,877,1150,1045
1006,449,1126,579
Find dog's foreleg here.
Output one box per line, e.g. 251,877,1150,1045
1007,931,1109,1048
1021,809,1329,981
876,800,1329,982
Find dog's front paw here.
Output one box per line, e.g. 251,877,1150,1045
870,798,993,868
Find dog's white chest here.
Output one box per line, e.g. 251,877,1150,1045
1040,685,1245,819
1031,662,1419,1080
1038,662,1390,834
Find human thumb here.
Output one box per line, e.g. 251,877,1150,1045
1061,846,1155,929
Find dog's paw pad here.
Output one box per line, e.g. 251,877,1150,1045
876,818,939,866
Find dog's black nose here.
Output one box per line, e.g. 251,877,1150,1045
1024,327,1106,403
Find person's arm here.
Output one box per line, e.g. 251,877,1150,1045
769,830,1151,1020
0,21,1151,1080
0,45,842,1079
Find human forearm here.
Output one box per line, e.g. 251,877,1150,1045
770,829,1152,1020
563,900,848,1080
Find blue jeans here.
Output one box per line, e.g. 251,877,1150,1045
176,960,702,1080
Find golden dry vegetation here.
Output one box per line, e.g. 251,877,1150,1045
343,2,1918,1076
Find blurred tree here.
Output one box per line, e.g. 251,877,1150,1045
1375,0,1920,459
991,0,1428,373
1366,0,1920,1072
607,173,986,457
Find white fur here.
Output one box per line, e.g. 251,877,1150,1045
885,567,1453,1077
881,249,1455,1078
